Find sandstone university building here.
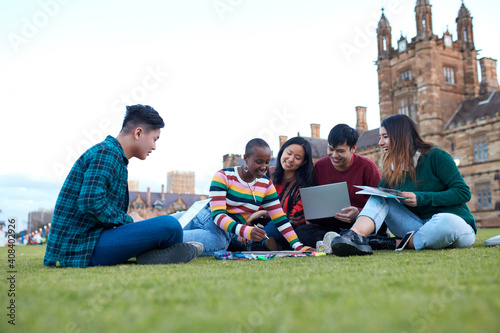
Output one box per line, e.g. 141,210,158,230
354,1,499,227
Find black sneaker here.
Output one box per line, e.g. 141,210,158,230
330,229,373,257
367,234,397,250
136,242,202,265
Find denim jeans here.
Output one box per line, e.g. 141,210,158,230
174,204,231,256
264,222,292,249
359,196,475,250
229,233,262,251
89,215,183,266
228,225,278,251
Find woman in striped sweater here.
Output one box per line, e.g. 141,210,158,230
182,138,312,255
245,137,315,249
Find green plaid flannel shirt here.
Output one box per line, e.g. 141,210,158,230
44,136,134,267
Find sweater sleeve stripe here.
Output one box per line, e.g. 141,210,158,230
215,215,234,232
260,182,304,249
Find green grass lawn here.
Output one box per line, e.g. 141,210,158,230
2,228,499,333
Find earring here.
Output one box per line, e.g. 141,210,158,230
244,165,249,172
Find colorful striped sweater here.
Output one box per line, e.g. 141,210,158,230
210,167,306,250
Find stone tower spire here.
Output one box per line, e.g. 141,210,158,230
415,0,433,40
376,8,393,121
456,1,478,97
456,1,474,51
377,8,392,60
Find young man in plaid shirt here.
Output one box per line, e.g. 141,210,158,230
44,105,202,267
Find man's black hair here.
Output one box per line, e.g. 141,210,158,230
327,123,359,149
121,104,165,133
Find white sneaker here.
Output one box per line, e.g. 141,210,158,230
485,235,500,247
322,231,340,254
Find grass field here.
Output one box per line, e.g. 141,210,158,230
1,228,499,333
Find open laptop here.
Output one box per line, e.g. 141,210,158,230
300,182,351,221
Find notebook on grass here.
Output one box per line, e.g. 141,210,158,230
300,182,351,221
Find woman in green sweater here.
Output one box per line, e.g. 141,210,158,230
329,114,476,256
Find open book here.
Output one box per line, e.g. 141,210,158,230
354,185,406,199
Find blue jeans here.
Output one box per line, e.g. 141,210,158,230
89,215,183,266
264,222,291,250
359,196,475,250
229,225,274,251
174,205,231,256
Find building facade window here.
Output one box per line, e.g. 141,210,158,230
400,69,412,82
444,66,455,84
473,136,488,162
398,96,415,120
477,183,492,210
153,201,164,210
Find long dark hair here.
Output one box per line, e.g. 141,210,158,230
273,137,314,214
380,114,433,187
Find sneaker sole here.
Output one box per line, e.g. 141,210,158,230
331,238,373,257
136,243,199,265
323,232,340,254
185,241,204,256
484,235,500,247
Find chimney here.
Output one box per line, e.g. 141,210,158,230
311,124,320,138
355,106,368,133
479,57,499,96
222,154,230,169
223,154,241,168
161,184,165,200
147,187,151,207
279,135,288,148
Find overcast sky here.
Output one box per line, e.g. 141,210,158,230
1,0,499,231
